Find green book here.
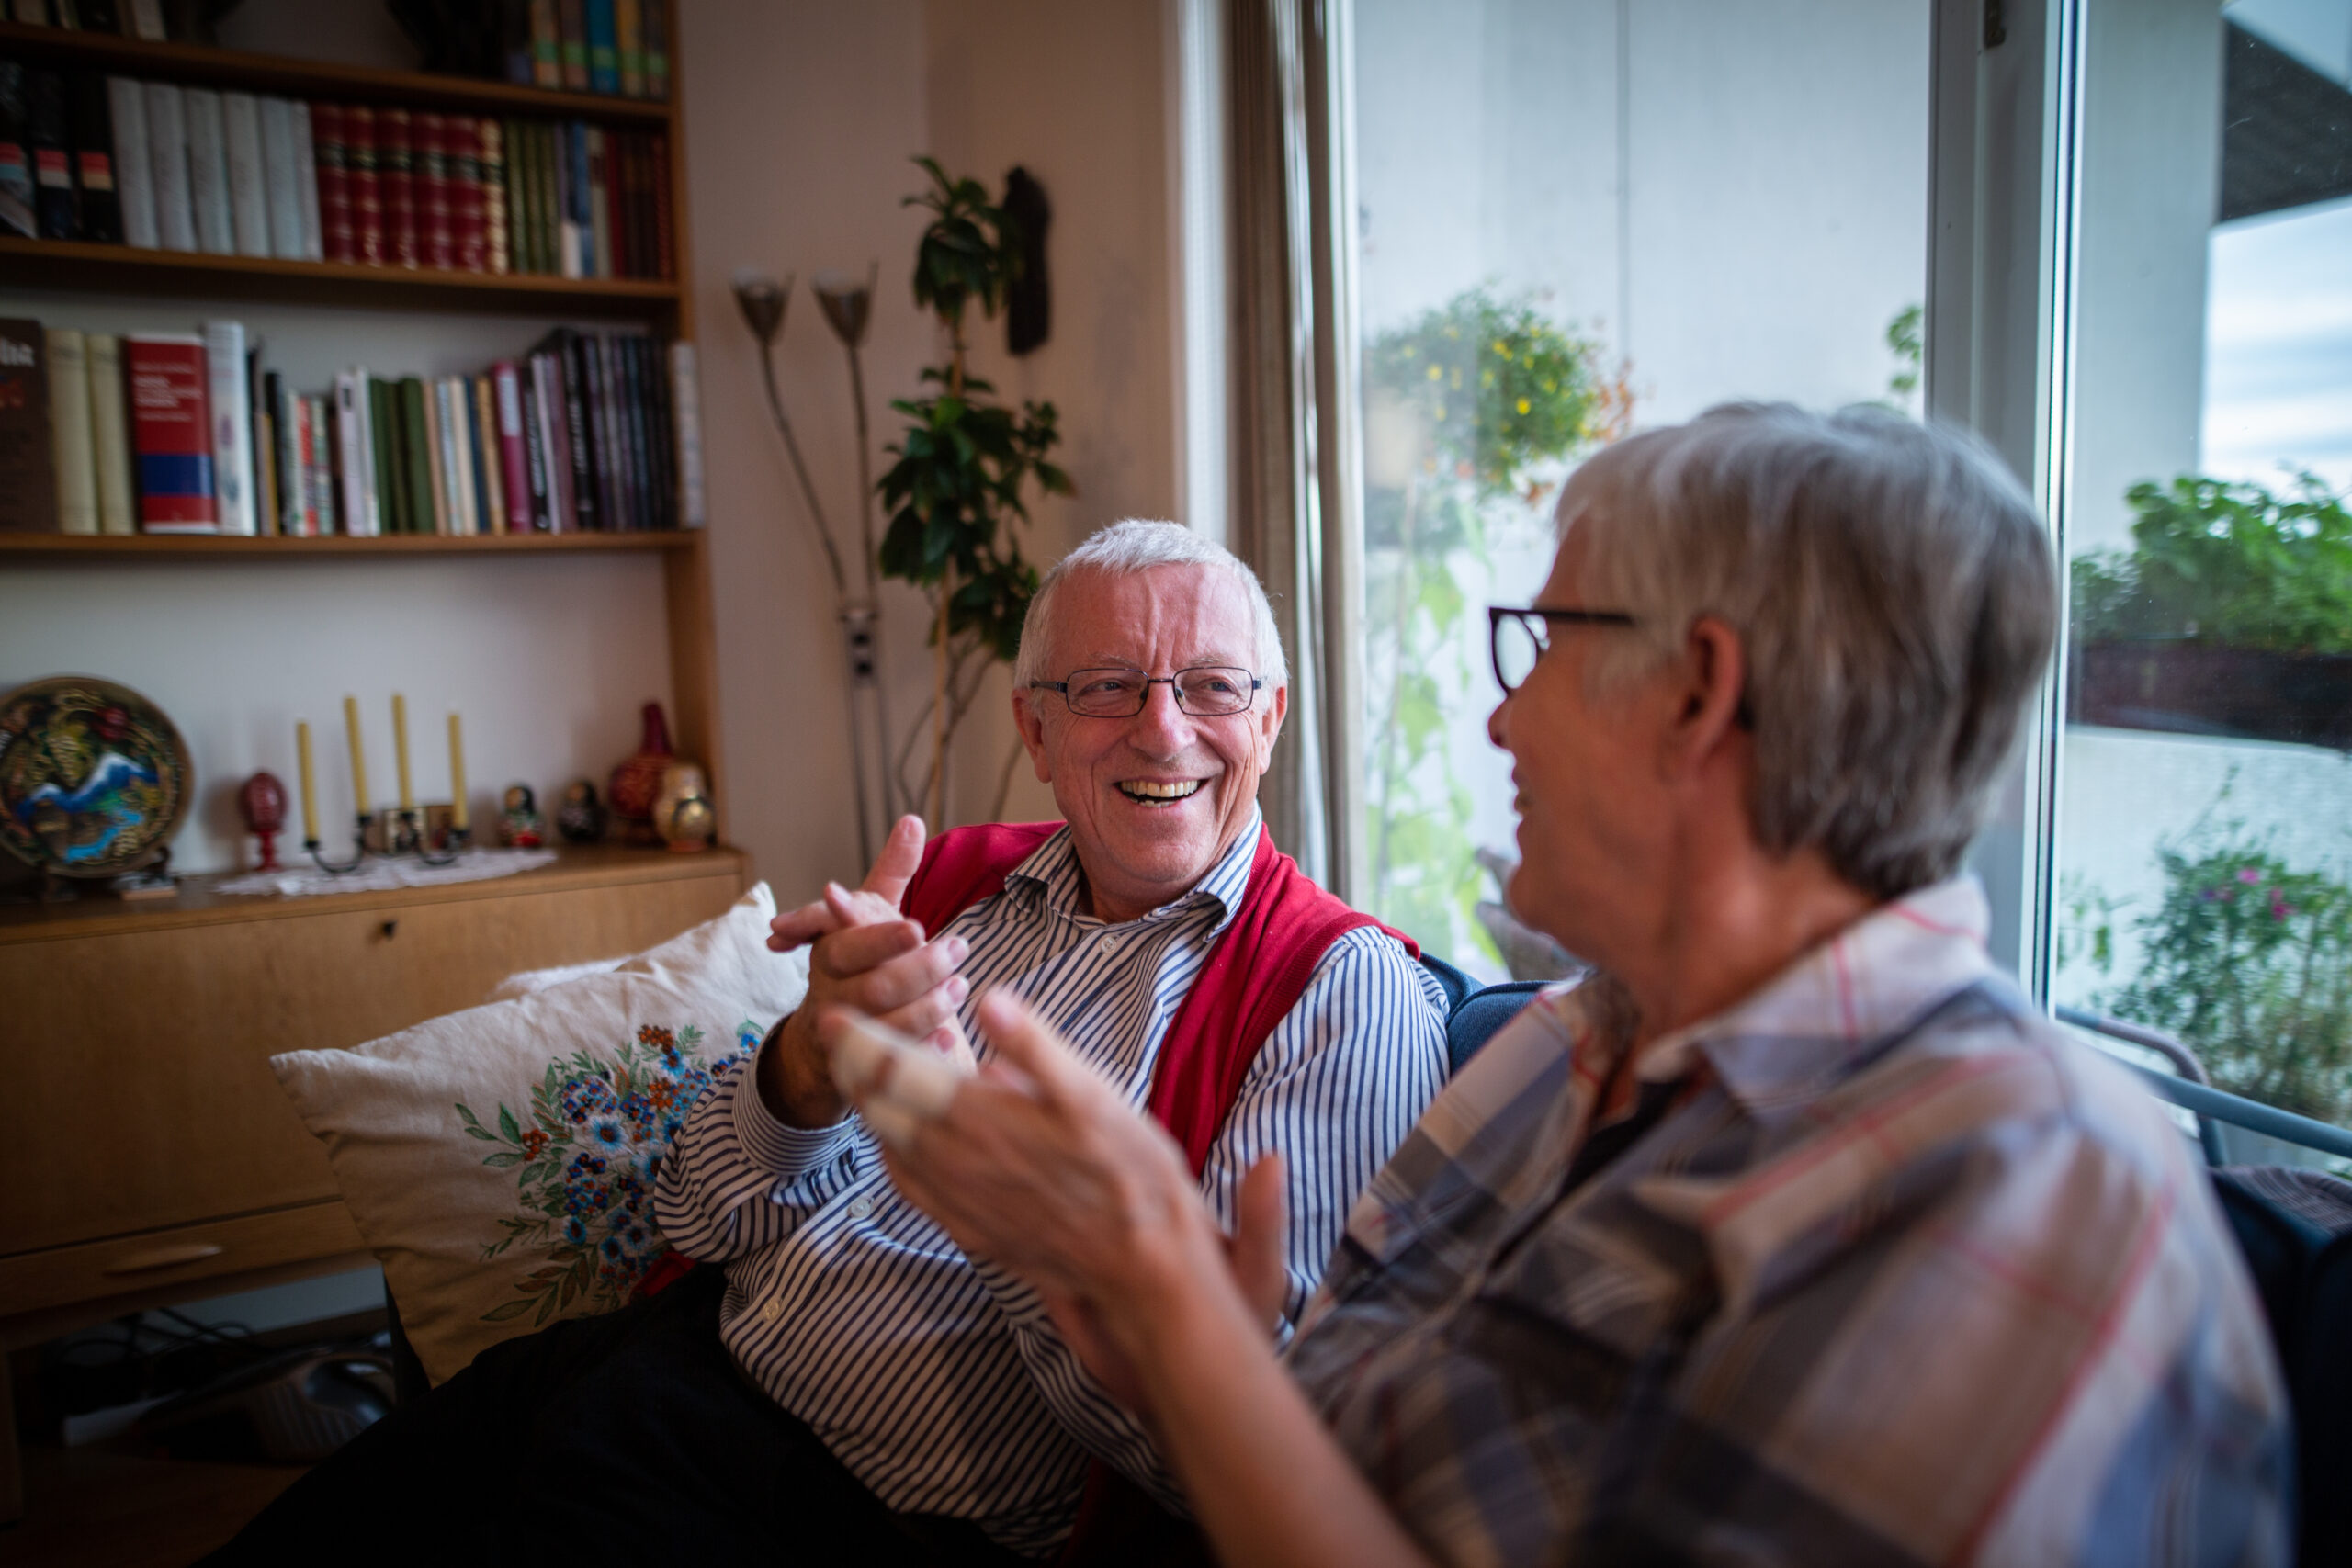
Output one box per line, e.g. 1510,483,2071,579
367,377,404,534
508,118,538,275
399,377,434,536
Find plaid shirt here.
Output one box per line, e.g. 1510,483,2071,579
1287,879,2291,1566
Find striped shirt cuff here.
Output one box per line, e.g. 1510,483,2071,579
731,1027,860,1179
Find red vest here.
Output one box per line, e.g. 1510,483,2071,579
902,820,1417,1177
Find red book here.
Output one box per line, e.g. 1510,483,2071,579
124,334,217,534
413,111,455,271
310,102,355,264
379,107,419,268
345,104,384,266
649,131,673,281
452,116,487,273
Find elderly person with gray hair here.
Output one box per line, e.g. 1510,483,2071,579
211,520,1448,1568
852,405,2292,1566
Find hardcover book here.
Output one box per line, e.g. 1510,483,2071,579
0,65,36,239
334,368,379,536
346,104,383,265
414,110,455,271
182,87,235,255
379,107,418,268
123,333,215,533
28,69,76,240
86,331,134,534
311,102,353,262
65,73,119,243
47,327,97,535
105,76,154,247
257,96,306,261
559,0,590,92
287,93,322,260
221,91,271,258
0,320,57,533
143,82,196,251
202,321,254,535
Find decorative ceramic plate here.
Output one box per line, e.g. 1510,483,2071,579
0,676,191,878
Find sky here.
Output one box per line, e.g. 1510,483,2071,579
2202,195,2352,493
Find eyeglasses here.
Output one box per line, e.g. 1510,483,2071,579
1029,666,1265,718
1488,604,1637,693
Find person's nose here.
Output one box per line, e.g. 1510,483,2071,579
1487,689,1513,752
1127,678,1197,757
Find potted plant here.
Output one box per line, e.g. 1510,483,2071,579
2069,472,2352,750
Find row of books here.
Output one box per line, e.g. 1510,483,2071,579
4,0,670,103
0,317,706,536
0,62,673,280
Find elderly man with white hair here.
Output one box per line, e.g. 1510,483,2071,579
860,405,2293,1567
209,520,1448,1567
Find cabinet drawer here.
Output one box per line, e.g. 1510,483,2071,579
2,866,741,1258
0,1202,368,1321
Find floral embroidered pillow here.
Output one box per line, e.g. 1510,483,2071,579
272,884,806,1384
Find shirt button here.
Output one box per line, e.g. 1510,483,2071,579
1101,933,1121,953
847,1195,874,1221
759,1296,783,1325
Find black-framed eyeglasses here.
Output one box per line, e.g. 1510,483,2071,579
1488,604,1637,693
1029,666,1265,718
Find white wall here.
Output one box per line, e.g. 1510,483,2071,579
684,0,1180,899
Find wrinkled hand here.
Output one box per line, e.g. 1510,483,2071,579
759,816,971,1127
843,989,1292,1415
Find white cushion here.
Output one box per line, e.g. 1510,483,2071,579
272,884,804,1384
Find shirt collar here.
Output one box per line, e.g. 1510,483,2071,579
1623,877,1998,1120
1004,807,1264,932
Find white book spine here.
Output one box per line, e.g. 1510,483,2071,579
184,89,235,255
670,341,705,527
287,96,323,262
86,333,136,536
143,84,196,253
201,321,254,535
222,92,272,258
441,378,477,536
256,96,306,261
306,395,334,535
107,79,158,250
127,0,166,39
334,370,379,536
46,329,98,536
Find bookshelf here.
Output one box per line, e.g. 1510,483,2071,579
0,6,729,1526
0,7,720,828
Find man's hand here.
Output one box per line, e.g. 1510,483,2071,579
855,989,1292,1415
759,817,971,1128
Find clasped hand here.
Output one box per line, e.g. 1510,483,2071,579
760,815,973,1128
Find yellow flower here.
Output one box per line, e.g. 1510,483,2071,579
1517,398,1532,415
1426,364,1442,381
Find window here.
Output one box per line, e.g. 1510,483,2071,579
1348,0,1933,977
2048,0,2352,1155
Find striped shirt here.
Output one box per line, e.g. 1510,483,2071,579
653,816,1449,1555
1288,877,2292,1567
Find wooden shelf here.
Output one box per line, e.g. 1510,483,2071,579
0,529,701,558
0,20,672,124
0,235,679,315
0,843,749,943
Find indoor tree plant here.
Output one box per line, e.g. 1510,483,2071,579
878,158,1072,823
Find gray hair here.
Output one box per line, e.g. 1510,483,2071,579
1012,519,1289,698
1563,402,2056,901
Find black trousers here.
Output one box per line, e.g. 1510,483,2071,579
203,1267,1025,1566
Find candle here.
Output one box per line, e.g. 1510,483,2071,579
296,721,320,842
447,712,469,831
391,693,413,810
343,695,370,817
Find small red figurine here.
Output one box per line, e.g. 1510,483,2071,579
241,772,288,872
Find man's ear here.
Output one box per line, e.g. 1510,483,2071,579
1012,687,1054,783
1666,616,1747,775
1257,683,1288,773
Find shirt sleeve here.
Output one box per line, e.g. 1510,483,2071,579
651,1021,882,1263
973,926,1452,1511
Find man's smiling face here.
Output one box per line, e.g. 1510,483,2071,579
1014,564,1286,924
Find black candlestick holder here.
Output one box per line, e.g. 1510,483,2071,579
388,807,469,866
308,811,372,874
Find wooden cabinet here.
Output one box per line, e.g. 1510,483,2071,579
0,848,747,1517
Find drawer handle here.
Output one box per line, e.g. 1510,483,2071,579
102,1243,226,1276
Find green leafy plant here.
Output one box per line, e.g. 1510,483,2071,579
2088,833,2352,1124
1884,302,1922,402
1361,288,1623,960
878,158,1072,820
2071,472,2352,655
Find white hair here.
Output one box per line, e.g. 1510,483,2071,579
1562,402,2057,900
1011,519,1289,698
